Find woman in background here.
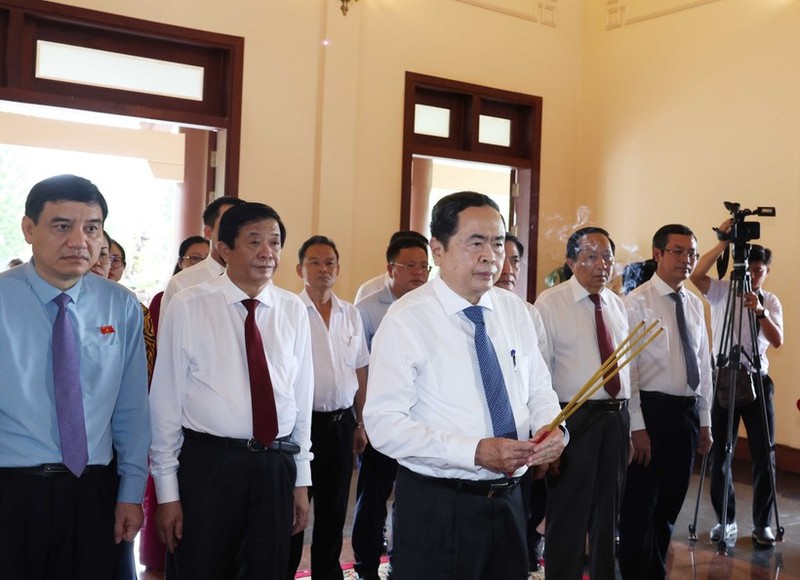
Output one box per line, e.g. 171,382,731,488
147,235,209,333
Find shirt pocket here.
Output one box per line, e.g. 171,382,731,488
268,354,299,396
337,334,361,368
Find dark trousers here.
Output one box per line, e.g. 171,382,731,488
287,409,355,580
351,442,398,576
519,470,546,569
0,464,123,580
710,374,776,527
545,404,630,580
166,432,297,580
619,392,700,580
391,467,528,580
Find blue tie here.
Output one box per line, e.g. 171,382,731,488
463,306,517,440
52,293,89,476
670,292,700,390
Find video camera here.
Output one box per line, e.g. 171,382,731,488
719,201,775,246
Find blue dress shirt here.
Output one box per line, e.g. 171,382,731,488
0,262,150,503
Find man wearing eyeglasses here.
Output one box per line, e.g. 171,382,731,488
533,226,630,580
351,234,430,580
690,220,783,548
618,224,713,579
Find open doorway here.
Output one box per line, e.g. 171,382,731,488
402,73,542,302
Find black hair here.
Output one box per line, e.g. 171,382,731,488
430,191,501,249
174,235,210,275
298,235,339,263
652,224,695,251
109,237,126,263
386,237,428,264
202,196,246,228
566,226,616,260
389,230,428,245
505,233,524,259
218,202,286,249
749,244,772,266
25,174,108,223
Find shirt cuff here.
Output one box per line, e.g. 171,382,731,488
117,474,147,505
699,409,712,428
154,474,180,504
451,436,483,472
629,410,646,432
295,459,312,488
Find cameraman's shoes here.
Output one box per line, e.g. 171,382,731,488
710,522,738,544
752,526,776,546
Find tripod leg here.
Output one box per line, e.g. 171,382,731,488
688,449,709,542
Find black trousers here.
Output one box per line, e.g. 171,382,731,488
287,409,355,580
351,442,398,576
166,433,297,580
391,467,528,580
710,374,776,528
0,464,123,580
618,392,700,580
545,404,630,580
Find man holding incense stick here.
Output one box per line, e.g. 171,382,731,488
534,226,630,580
364,191,564,579
618,224,713,579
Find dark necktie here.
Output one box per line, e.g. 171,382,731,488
669,292,700,390
52,293,89,476
463,306,517,440
588,294,621,398
242,299,279,445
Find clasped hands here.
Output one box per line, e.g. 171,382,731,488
474,425,565,475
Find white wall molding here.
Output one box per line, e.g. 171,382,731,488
607,0,725,30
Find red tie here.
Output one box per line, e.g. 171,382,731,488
589,294,621,398
242,299,279,445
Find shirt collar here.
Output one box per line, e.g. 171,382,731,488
567,275,613,306
219,273,275,308
25,259,85,305
432,275,495,317
652,273,681,297
299,288,342,312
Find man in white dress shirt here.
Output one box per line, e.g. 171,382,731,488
287,235,369,580
533,226,630,580
619,224,713,579
160,196,245,311
149,202,313,579
353,231,428,303
364,191,565,579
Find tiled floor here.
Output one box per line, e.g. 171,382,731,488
139,458,800,579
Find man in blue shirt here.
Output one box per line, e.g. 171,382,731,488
0,174,150,578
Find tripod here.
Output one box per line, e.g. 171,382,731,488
688,243,784,555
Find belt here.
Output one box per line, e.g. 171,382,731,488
312,407,352,423
0,463,110,477
182,428,301,455
640,391,697,408
561,399,629,412
401,466,520,499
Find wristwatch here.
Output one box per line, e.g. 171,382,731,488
757,309,769,320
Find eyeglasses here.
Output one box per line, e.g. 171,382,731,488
661,248,700,261
109,255,126,269
391,262,432,273
181,255,206,265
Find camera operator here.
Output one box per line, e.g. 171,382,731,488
689,218,784,546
